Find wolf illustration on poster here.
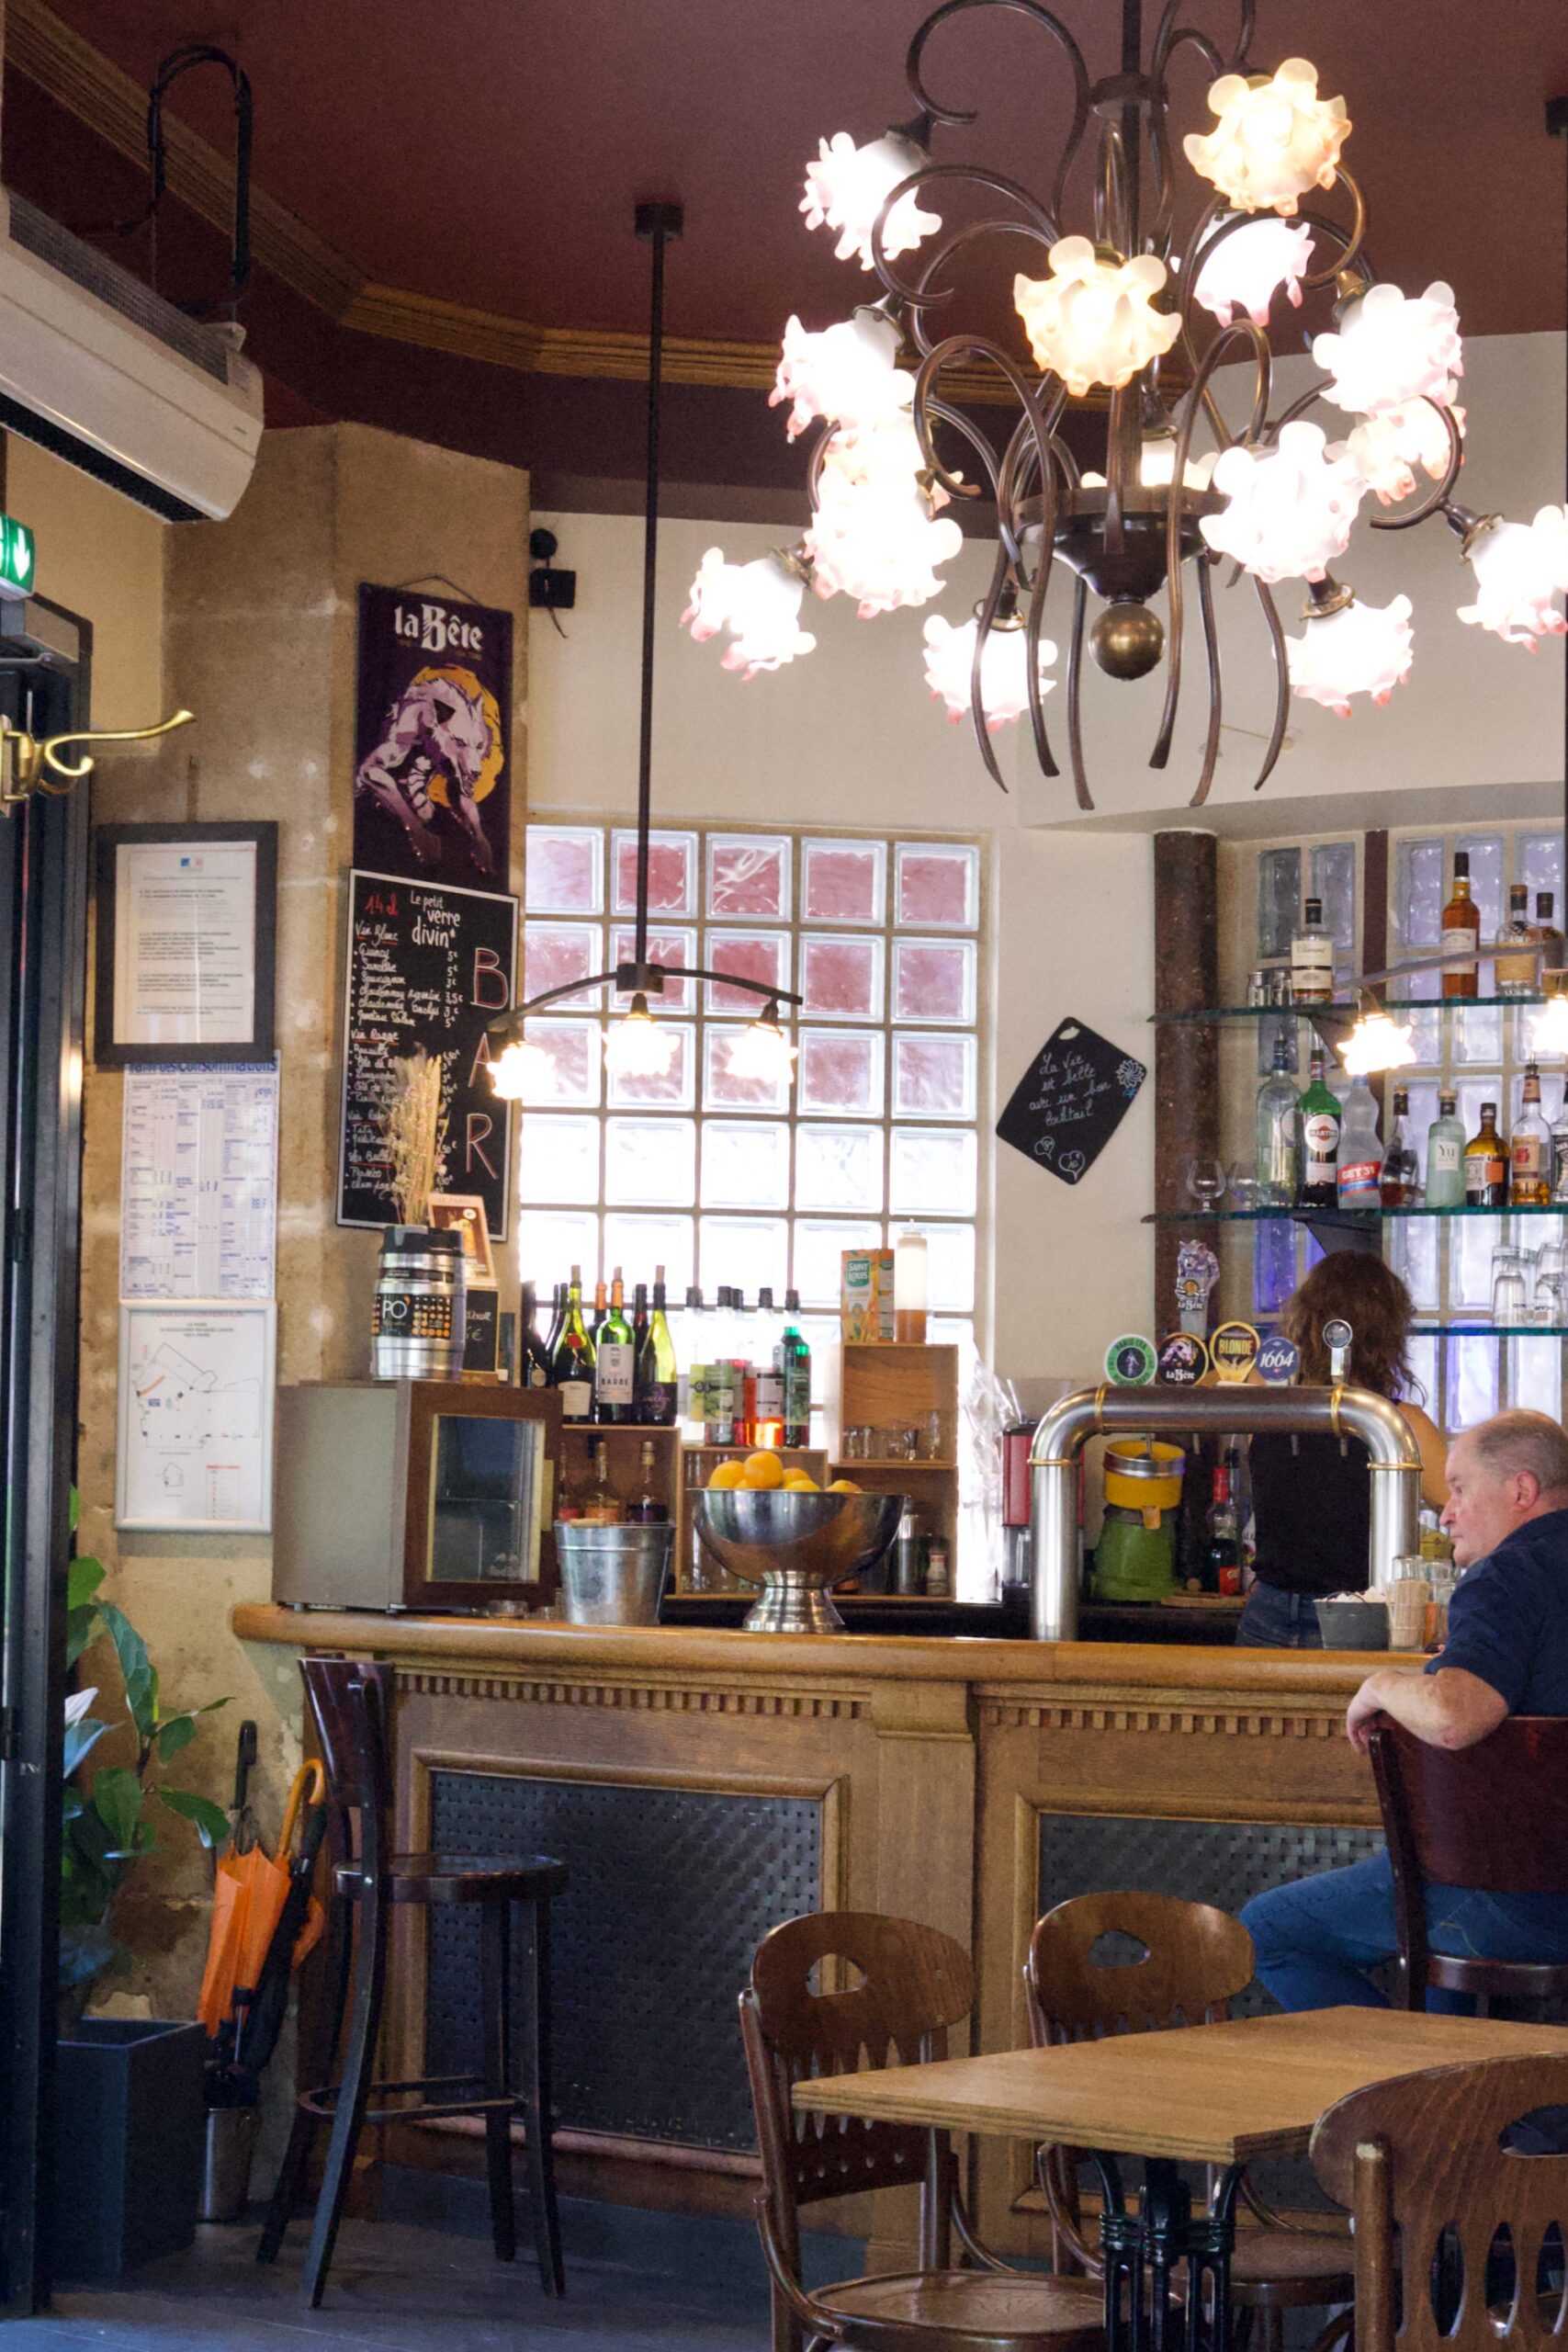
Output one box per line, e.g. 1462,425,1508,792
355,666,502,876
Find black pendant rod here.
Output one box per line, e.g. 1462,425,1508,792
632,201,682,971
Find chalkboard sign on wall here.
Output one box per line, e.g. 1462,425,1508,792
996,1016,1145,1186
337,869,517,1239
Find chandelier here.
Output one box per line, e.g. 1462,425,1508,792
682,2,1568,808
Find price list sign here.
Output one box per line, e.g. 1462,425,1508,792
337,869,517,1239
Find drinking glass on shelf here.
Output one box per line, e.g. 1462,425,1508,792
842,1425,869,1462
1183,1158,1228,1210
922,1410,946,1462
1536,1272,1568,1328
1227,1166,1262,1211
1491,1247,1529,1326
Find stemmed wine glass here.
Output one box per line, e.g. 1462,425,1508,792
1183,1158,1228,1211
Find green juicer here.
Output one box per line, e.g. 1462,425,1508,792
1089,1440,1186,1603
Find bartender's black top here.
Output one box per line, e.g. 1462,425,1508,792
1248,1429,1371,1597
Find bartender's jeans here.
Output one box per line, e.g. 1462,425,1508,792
1243,1850,1568,2010
1235,1581,1323,1646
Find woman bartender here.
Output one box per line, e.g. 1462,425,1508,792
1236,1254,1448,1647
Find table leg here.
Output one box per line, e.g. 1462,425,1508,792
1093,2154,1241,2352
1093,2156,1138,2352
1185,2161,1242,2352
1142,2160,1192,2352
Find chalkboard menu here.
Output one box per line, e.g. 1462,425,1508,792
995,1016,1145,1186
338,869,517,1239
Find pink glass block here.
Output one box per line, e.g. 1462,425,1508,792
521,1019,599,1107
893,938,974,1024
523,923,602,1010
613,830,695,918
893,1032,975,1119
525,825,603,913
799,1030,882,1117
704,931,789,1014
803,840,885,923
799,934,883,1022
705,1027,790,1113
607,1025,694,1110
896,843,977,930
708,835,790,920
611,927,694,1010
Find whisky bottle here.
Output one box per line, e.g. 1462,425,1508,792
581,1439,623,1523
1441,852,1482,1000
1511,1064,1551,1204
1495,884,1535,995
1290,897,1335,1004
1534,891,1564,977
1464,1102,1508,1208
625,1439,670,1524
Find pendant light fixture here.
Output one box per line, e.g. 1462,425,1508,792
488,204,802,1102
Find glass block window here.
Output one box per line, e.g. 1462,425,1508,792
519,821,984,1354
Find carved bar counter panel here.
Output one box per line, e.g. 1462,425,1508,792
232,1609,1382,2256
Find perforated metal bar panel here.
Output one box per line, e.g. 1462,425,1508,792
424,1770,822,2150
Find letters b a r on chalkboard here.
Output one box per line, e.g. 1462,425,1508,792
996,1016,1145,1186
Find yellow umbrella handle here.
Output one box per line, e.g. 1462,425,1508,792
276,1758,327,1860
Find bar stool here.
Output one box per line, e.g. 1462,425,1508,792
256,1657,568,2308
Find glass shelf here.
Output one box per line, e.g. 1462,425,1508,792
1421,1327,1568,1339
1145,1204,1568,1225
1151,995,1550,1024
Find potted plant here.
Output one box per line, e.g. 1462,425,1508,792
54,1549,231,2282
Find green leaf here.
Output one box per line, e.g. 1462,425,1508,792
154,1713,199,1763
154,1785,231,1849
91,1767,143,1860
97,1602,156,1742
63,1713,107,1781
66,1555,105,1611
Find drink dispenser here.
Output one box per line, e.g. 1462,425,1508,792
1089,1439,1186,1603
1001,1420,1035,1588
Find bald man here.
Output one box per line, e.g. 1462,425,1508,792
1243,1410,1568,2011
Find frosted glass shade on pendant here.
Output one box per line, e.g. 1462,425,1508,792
1314,282,1462,417
1201,421,1366,584
800,131,941,270
1286,593,1414,717
682,549,817,677
1183,59,1349,215
921,614,1058,728
771,309,911,440
1012,236,1179,396
1338,1010,1418,1078
1080,435,1217,492
1456,508,1568,648
604,997,678,1080
1338,401,1465,506
726,1008,797,1085
1191,217,1314,327
1535,993,1568,1057
806,419,963,616
489,1037,554,1102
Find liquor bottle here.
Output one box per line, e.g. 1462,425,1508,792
551,1265,595,1419
631,1280,650,1374
581,1439,622,1523
594,1269,637,1423
1552,1084,1568,1206
555,1458,585,1522
1495,884,1535,995
518,1283,553,1388
1441,852,1481,1000
1511,1063,1551,1204
776,1290,812,1450
1337,1075,1382,1208
676,1285,705,1437
1464,1101,1508,1207
731,1293,755,1447
635,1267,679,1425
1424,1091,1466,1207
1296,1052,1342,1209
1204,1460,1242,1597
1533,891,1564,975
543,1280,566,1363
1255,1036,1300,1201
1290,896,1335,1004
1379,1089,1418,1207
625,1438,671,1524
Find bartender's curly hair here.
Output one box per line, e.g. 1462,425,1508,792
1278,1255,1422,1401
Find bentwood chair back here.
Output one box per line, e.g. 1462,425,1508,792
741,1910,1105,2352
1368,1715,1568,2009
1311,2052,1568,2352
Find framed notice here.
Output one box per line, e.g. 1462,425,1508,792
115,1301,276,1532
95,822,277,1067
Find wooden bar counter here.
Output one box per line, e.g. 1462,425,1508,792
233,1606,1387,2256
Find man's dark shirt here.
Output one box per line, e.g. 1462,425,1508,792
1426,1505,1568,1713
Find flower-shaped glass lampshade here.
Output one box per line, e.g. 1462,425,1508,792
1201,421,1366,584
771,310,912,441
1287,593,1415,717
800,131,941,270
1313,282,1462,417
1191,217,1314,327
1080,435,1218,492
726,1000,798,1086
604,994,678,1080
806,419,964,617
1183,59,1350,216
682,549,818,677
1338,401,1465,506
1338,1008,1418,1077
1536,989,1568,1057
1013,237,1179,397
1456,508,1568,649
922,614,1058,728
489,1036,555,1102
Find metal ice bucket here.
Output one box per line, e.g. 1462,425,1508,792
555,1521,673,1625
693,1489,905,1633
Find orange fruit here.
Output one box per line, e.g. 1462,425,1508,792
783,1472,819,1491
706,1459,746,1490
827,1477,861,1493
739,1450,785,1490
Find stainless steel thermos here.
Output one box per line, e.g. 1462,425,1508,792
371,1225,467,1379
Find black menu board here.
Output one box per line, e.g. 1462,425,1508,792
995,1015,1145,1185
337,869,517,1238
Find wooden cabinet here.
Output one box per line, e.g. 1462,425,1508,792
834,1342,960,1566
557,1422,681,1525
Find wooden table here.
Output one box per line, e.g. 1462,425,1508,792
795,2008,1568,2351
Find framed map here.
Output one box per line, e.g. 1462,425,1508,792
115,1302,276,1532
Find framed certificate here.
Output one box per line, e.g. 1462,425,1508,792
115,1300,276,1532
94,821,276,1066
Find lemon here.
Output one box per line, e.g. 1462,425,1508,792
783,1472,819,1491
706,1459,746,1490
828,1477,861,1493
739,1450,785,1490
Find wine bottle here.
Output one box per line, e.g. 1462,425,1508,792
518,1283,553,1388
1295,1052,1342,1210
635,1266,679,1424
551,1264,595,1420
594,1267,637,1424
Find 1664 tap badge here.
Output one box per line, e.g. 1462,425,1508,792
1156,1331,1209,1386
1256,1334,1302,1385
1104,1334,1157,1387
1210,1320,1261,1384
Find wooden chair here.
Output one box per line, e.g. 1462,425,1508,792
1024,1892,1354,2352
255,1657,568,2308
1368,1715,1568,2011
1311,2052,1568,2352
740,1909,1106,2352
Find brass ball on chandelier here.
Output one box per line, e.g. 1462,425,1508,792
1089,600,1166,681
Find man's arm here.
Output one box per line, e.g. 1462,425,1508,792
1346,1665,1509,1752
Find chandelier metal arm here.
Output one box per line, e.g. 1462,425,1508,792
1297,168,1369,290
1149,0,1254,85
1366,401,1466,531
1002,416,1066,781
922,395,1006,505
905,0,1091,222
486,967,804,1051
969,542,1020,790
1065,577,1091,809
1249,577,1291,795
1188,551,1224,808
870,164,1061,311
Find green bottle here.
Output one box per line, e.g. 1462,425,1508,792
594,1267,636,1424
775,1287,811,1449
1296,1051,1341,1210
635,1266,679,1425
552,1264,595,1421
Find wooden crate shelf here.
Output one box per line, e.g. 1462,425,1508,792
838,1342,961,1576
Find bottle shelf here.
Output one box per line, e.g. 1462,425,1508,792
1416,1326,1568,1339
830,1457,955,1472
1151,994,1552,1024
1144,1204,1568,1224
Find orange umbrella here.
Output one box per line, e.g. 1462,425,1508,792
197,1760,326,2041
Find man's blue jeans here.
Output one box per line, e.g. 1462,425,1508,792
1242,1851,1568,2011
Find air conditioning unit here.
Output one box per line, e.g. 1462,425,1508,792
0,187,263,524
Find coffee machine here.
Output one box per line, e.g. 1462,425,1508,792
1002,1419,1033,1590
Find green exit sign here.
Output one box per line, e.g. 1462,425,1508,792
0,515,36,600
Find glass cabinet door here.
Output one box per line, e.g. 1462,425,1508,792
425,1411,546,1586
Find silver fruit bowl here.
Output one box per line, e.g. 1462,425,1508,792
694,1488,906,1634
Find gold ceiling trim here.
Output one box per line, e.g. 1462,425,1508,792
6,0,1015,408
